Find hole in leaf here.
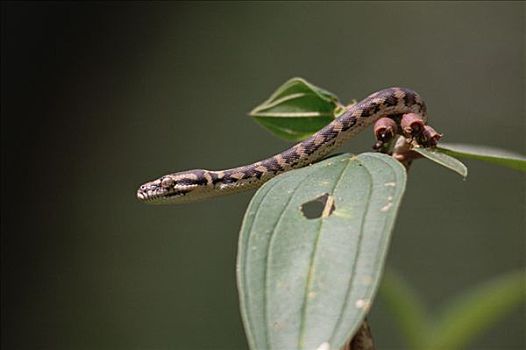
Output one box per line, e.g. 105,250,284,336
301,193,336,219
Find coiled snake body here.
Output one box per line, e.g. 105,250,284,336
137,87,427,204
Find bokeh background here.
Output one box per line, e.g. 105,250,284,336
2,2,524,349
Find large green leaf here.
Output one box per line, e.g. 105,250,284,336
249,77,345,141
237,153,407,350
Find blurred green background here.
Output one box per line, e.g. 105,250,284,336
1,2,524,349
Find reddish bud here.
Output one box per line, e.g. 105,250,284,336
419,125,442,147
374,117,398,142
400,113,425,137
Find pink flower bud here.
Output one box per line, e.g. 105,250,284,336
400,113,425,137
374,117,398,142
420,125,442,146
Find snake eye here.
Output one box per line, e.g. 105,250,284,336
160,177,175,188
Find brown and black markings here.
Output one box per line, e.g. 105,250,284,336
137,87,431,204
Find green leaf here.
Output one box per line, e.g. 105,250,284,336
413,147,468,178
237,153,407,350
378,270,432,350
438,143,526,172
428,270,526,350
250,77,344,141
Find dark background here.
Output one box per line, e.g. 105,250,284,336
1,2,524,349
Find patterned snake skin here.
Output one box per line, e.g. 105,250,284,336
137,87,428,204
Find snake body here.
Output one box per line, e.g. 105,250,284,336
137,87,427,204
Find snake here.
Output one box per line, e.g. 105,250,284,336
137,87,428,204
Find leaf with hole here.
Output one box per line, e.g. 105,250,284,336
249,77,345,141
237,153,407,350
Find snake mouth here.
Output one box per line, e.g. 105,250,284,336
136,184,166,203
137,191,168,204
137,189,154,202
136,190,149,201
136,185,188,204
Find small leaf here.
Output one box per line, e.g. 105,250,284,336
438,143,526,172
414,147,468,178
250,78,344,141
237,153,407,350
428,270,526,350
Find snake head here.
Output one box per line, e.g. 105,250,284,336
137,170,209,204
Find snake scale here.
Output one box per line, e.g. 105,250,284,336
137,87,428,204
